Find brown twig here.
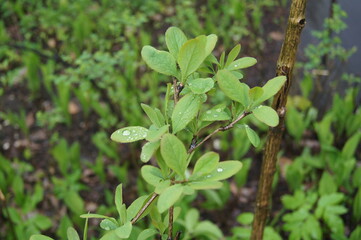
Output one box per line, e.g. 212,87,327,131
131,192,158,224
188,111,251,153
168,206,174,240
251,0,307,239
173,79,184,104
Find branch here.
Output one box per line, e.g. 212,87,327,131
173,79,184,104
188,111,251,153
131,192,158,224
167,206,174,240
251,0,307,239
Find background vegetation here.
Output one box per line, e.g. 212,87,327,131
0,0,360,239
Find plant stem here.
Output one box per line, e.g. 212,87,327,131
131,192,158,224
173,79,184,104
250,0,307,239
188,111,251,153
168,206,174,240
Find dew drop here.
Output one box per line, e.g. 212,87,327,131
213,114,218,117
234,64,238,67
217,168,223,172
216,108,222,112
207,175,212,178
206,110,212,114
122,130,131,136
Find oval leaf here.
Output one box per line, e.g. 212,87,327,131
256,76,287,104
115,222,132,238
198,161,243,181
137,229,159,240
192,152,219,177
226,57,257,70
140,141,160,163
141,103,165,128
245,125,260,147
157,184,184,213
188,77,214,94
160,134,187,177
171,93,202,133
165,27,187,59
252,105,279,127
225,44,241,68
216,69,250,107
205,34,218,56
178,36,207,81
111,126,148,143
141,46,178,77
141,165,164,186
188,181,223,190
200,106,231,122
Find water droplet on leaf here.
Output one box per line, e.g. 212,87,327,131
217,168,223,172
122,130,131,136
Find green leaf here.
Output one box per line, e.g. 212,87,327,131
188,181,223,190
237,212,254,225
318,172,337,196
157,184,184,213
197,161,243,181
200,105,231,122
256,76,287,104
141,104,165,128
192,152,219,178
64,191,84,215
249,87,264,103
141,46,178,77
137,229,158,240
160,134,187,177
146,125,169,142
353,188,361,221
178,36,207,81
67,227,80,240
245,125,260,147
155,180,171,194
100,219,118,231
115,184,123,216
141,165,164,186
216,69,250,107
185,209,200,231
115,222,132,238
99,230,121,240
342,132,361,159
226,57,257,70
111,126,148,143
30,235,55,240
350,226,361,240
252,105,279,127
126,195,148,221
225,44,241,68
171,93,203,133
165,27,187,59
141,141,160,163
187,78,214,94
193,221,223,239
205,34,218,56
353,167,361,188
